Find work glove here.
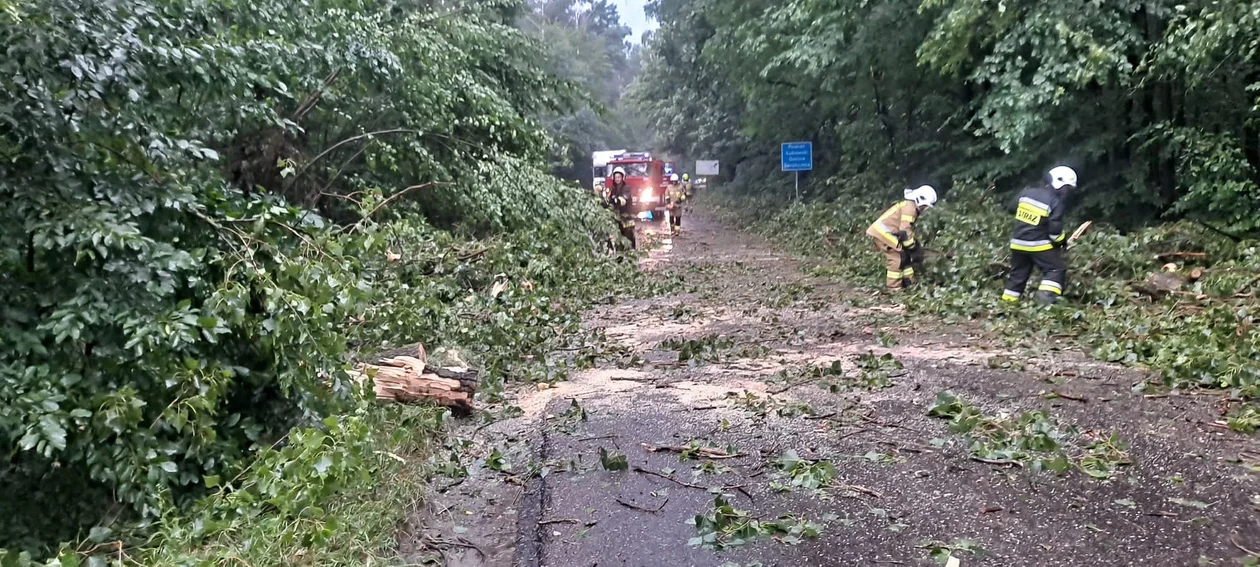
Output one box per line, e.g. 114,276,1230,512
908,246,924,264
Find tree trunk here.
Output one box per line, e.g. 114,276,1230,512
349,343,478,415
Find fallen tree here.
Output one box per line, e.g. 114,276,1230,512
350,344,479,415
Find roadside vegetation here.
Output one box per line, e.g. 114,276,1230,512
632,0,1260,413
0,0,648,564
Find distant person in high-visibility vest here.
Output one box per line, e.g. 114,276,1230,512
865,186,937,290
1001,166,1078,304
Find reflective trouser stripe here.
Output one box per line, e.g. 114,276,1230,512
1038,280,1063,295
887,270,903,279
1011,240,1053,252
1001,289,1021,302
903,267,916,278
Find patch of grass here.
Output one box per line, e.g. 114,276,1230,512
928,391,1131,479
135,405,449,566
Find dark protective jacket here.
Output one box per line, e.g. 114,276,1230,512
1009,185,1066,252
610,181,635,227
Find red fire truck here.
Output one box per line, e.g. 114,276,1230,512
606,152,668,221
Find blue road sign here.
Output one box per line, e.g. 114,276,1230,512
781,142,813,172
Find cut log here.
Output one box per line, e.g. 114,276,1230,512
349,343,478,415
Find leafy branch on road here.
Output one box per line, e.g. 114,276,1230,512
928,392,1131,479
688,495,823,550
660,335,774,365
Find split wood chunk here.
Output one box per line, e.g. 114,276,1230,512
349,343,478,416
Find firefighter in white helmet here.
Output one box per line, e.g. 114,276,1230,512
865,185,937,290
608,166,637,249
665,173,687,235
1002,166,1078,304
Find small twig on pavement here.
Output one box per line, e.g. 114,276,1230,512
803,412,836,420
834,427,874,441
631,467,752,501
1231,532,1260,557
860,413,928,434
424,535,486,559
877,438,932,453
841,484,883,499
971,457,1023,468
642,443,745,459
616,497,668,513
578,434,619,442
537,518,581,526
1146,511,1179,518
632,466,707,489
770,380,810,395
1053,391,1088,403
873,561,906,565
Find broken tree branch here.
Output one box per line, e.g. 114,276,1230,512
615,497,667,513
971,457,1023,468
641,443,745,460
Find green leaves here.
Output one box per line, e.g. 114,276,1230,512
688,494,824,550
598,447,628,472
0,0,642,559
927,391,1131,479
772,450,836,492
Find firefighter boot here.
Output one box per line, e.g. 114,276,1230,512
1034,290,1059,305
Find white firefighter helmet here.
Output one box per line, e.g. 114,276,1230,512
905,185,938,208
1048,166,1078,190
670,173,680,182
611,166,626,177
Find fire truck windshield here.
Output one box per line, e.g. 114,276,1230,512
616,162,649,177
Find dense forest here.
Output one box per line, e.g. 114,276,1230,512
522,0,652,186
633,0,1260,233
0,0,644,563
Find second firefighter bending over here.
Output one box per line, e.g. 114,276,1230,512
1002,166,1078,304
665,173,687,235
866,185,937,290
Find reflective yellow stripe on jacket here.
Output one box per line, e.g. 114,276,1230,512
867,203,904,247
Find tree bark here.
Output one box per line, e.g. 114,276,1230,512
349,343,478,415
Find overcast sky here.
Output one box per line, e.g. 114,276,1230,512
615,0,657,43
